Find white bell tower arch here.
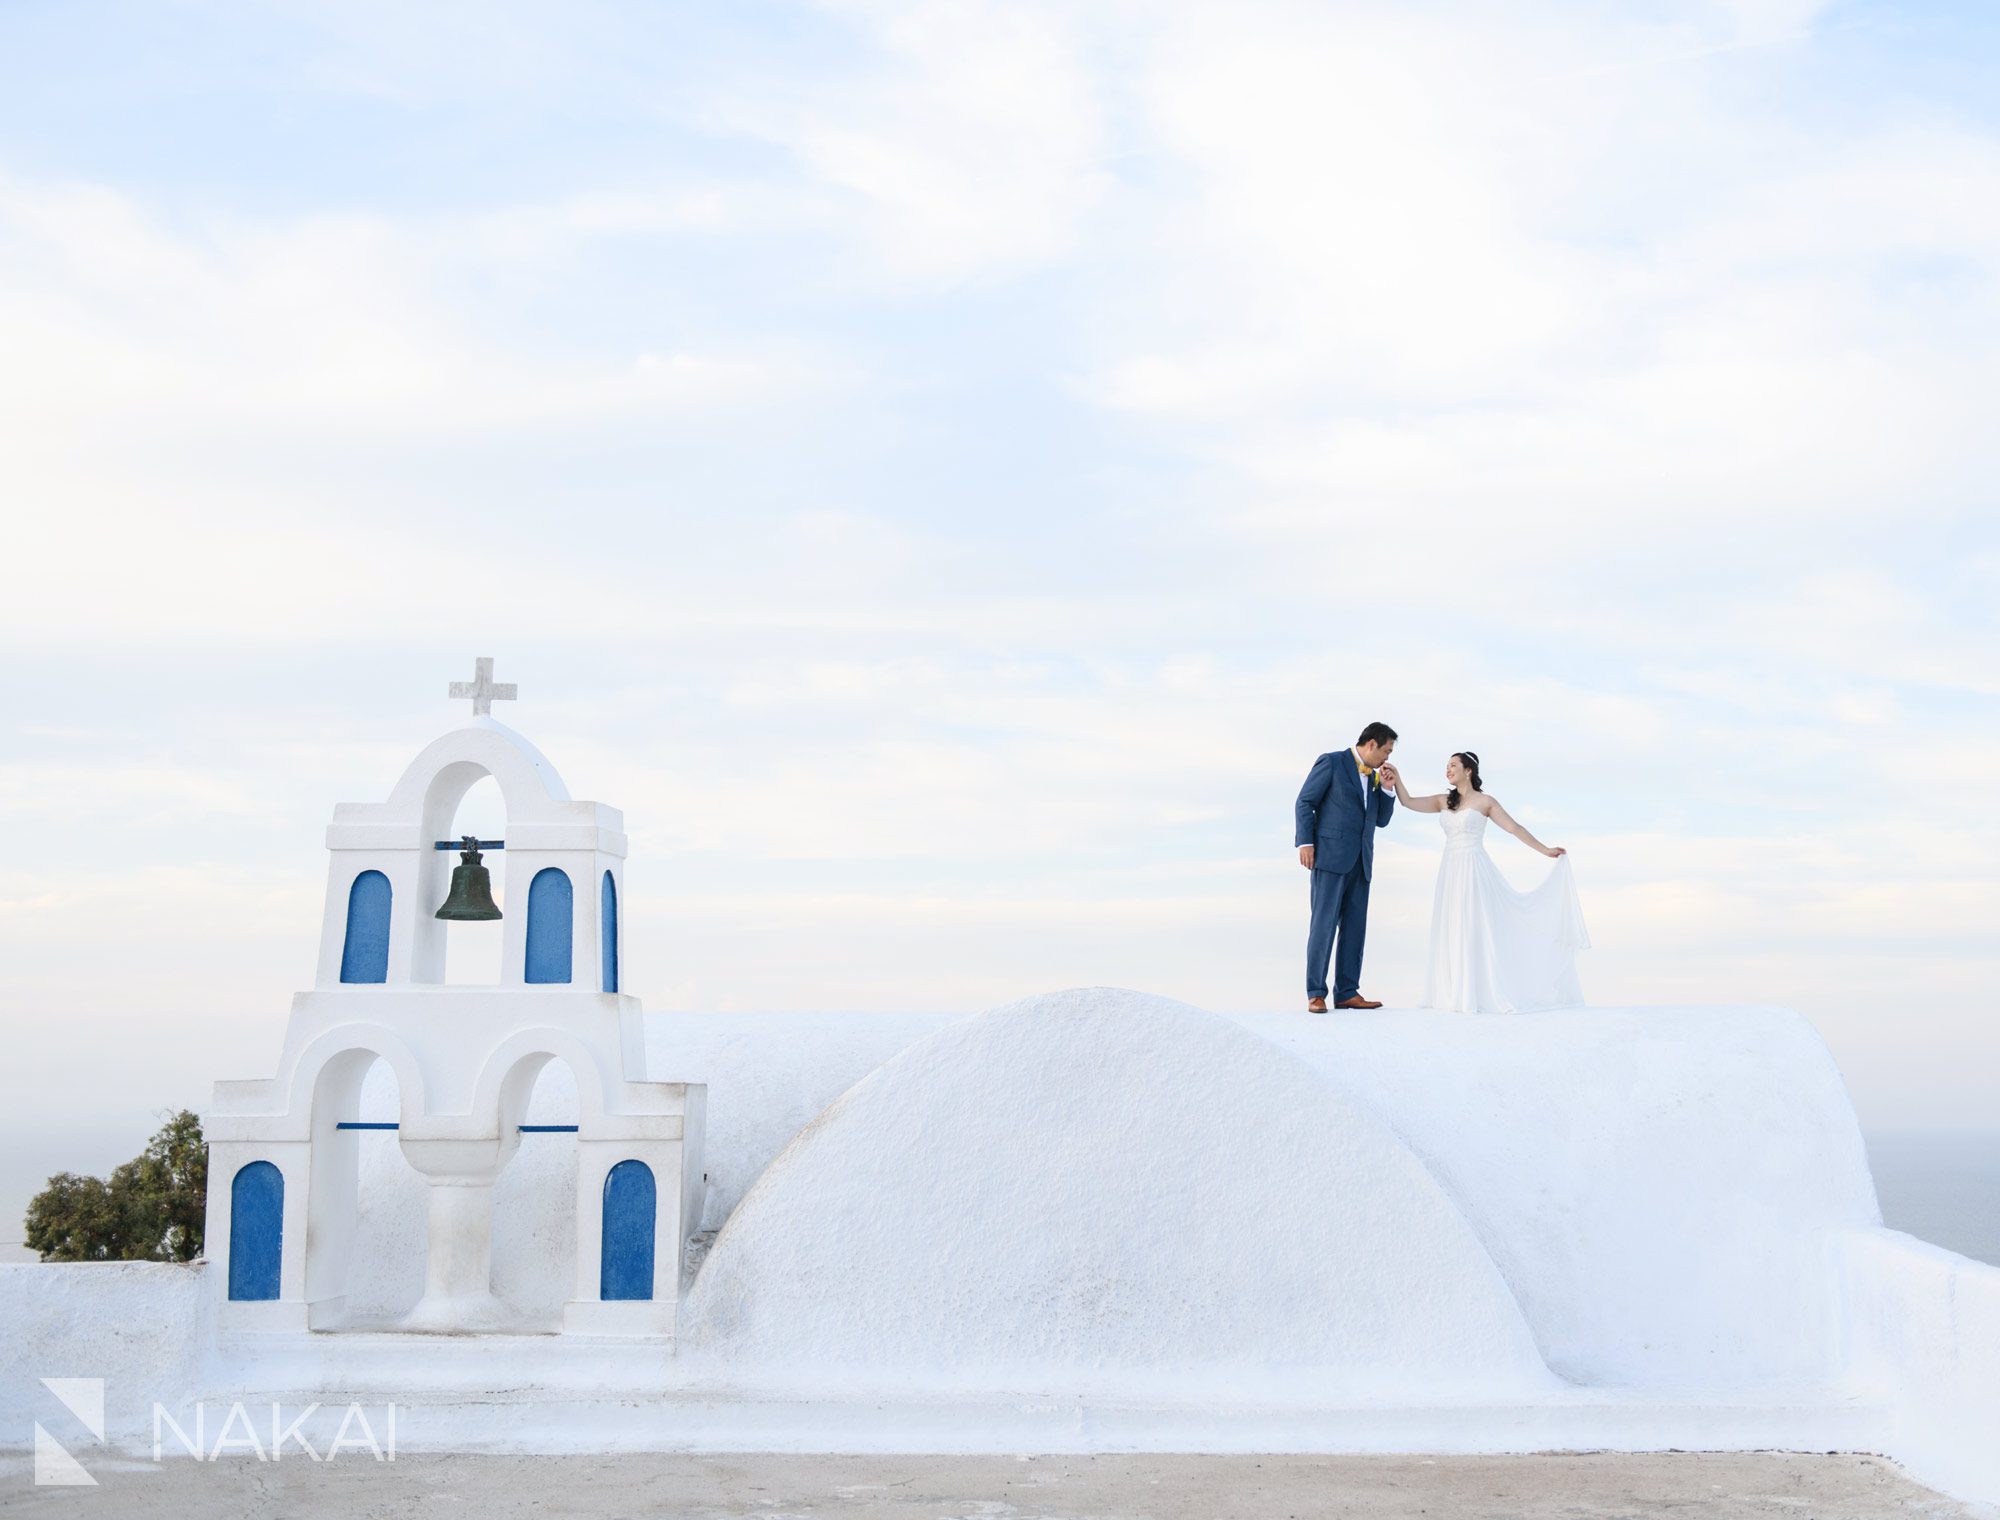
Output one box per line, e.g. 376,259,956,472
312,660,625,991
204,659,706,1340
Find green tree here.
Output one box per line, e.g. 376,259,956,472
24,1109,207,1263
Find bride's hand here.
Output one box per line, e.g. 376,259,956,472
1545,845,1567,858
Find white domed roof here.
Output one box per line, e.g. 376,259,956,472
682,986,1553,1397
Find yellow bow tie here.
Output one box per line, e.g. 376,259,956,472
1356,763,1375,781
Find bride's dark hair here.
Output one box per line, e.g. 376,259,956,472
1445,751,1484,811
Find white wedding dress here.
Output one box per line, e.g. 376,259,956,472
1422,804,1590,1014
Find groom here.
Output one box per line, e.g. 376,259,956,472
1294,722,1399,1013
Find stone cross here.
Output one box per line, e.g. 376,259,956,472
449,657,517,718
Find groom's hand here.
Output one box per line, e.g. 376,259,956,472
1298,845,1315,869
1378,763,1399,789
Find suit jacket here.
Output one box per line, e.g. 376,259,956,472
1294,748,1396,878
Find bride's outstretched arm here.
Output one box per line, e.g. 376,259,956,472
1487,797,1565,857
1387,767,1447,814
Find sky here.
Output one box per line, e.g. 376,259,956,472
1,0,1997,1241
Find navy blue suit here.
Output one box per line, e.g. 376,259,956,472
1294,748,1396,1001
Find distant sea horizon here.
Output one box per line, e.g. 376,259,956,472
1866,1130,2000,1267
6,1129,1995,1269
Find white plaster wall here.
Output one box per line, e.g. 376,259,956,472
1238,1006,1882,1390
646,1009,953,1227
1833,1226,2000,1503
332,1059,422,1323
679,988,1556,1398
0,1262,206,1439
490,1059,580,1321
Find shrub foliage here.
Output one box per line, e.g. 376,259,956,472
25,1109,207,1262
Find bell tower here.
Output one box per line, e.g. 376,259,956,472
311,657,628,993
202,660,706,1340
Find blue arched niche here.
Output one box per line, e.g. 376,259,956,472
524,868,573,984
600,871,619,994
600,1159,654,1301
339,870,392,984
228,1160,283,1301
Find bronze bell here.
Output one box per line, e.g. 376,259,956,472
435,835,502,921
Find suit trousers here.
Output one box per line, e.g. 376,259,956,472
1306,857,1370,1002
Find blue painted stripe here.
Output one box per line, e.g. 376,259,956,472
433,839,505,850
333,1121,578,1132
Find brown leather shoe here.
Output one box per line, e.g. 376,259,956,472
1335,995,1384,1010
1306,997,1328,1013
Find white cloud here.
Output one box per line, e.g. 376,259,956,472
1076,0,2000,598
0,171,828,443
699,0,1112,281
1,0,1997,1242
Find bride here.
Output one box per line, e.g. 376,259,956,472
1385,752,1590,1014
